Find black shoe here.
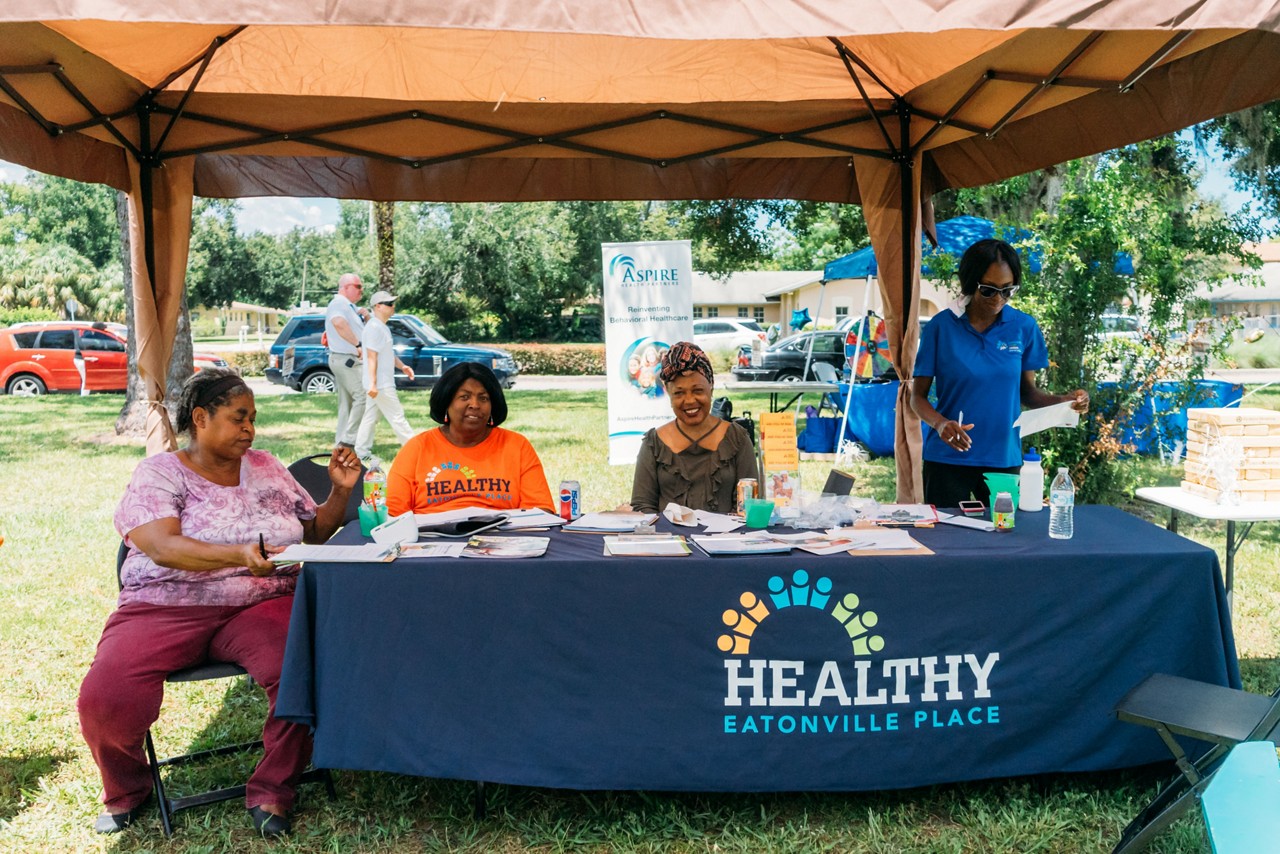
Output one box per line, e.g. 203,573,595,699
249,805,292,838
93,798,149,834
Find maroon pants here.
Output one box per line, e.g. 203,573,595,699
78,596,312,812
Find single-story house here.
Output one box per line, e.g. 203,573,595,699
1202,242,1280,319
190,301,289,334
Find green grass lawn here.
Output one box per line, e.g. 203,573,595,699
0,389,1276,852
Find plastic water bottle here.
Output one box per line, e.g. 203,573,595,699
362,456,386,509
1019,447,1044,512
1049,467,1074,540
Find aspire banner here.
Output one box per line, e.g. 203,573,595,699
601,240,694,465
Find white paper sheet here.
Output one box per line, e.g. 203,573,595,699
603,536,691,556
399,542,468,558
271,543,397,563
826,528,920,550
498,508,566,530
694,510,743,534
563,512,659,533
936,511,996,532
413,508,492,527
1013,401,1080,438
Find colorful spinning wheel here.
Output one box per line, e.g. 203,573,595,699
845,315,892,379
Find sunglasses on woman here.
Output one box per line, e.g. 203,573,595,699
977,283,1019,300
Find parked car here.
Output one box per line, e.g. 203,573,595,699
1099,313,1143,341
265,313,518,393
730,330,848,382
0,321,228,395
693,318,766,352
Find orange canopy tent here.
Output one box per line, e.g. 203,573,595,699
3,1,1280,497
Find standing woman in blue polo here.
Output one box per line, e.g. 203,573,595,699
910,239,1089,508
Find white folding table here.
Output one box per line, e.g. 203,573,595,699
1135,486,1280,602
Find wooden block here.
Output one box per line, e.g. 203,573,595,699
1188,407,1280,427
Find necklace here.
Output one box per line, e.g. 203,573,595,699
674,416,720,449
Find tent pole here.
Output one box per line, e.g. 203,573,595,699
801,280,825,382
836,278,872,454
138,107,158,300
898,104,913,338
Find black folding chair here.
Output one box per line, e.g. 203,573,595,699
287,453,365,523
1111,673,1280,853
115,541,335,836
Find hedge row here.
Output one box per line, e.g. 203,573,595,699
0,307,59,327
499,343,605,375
211,350,269,377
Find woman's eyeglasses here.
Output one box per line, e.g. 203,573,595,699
977,283,1019,300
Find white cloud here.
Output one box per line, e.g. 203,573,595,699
0,160,31,182
234,197,341,235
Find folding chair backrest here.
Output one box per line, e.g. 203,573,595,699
288,453,365,524
811,362,839,383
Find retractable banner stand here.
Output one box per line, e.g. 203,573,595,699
601,240,694,465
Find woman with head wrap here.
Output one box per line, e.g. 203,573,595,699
627,341,758,513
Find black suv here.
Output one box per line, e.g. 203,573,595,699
730,330,848,382
266,314,518,393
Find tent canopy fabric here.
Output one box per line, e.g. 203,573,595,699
823,215,1135,280
2,2,1279,496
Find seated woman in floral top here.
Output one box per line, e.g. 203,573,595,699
77,369,360,839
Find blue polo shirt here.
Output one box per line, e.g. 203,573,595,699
915,301,1049,468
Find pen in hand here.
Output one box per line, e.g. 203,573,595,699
258,533,268,560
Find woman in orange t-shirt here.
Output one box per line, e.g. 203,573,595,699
386,363,554,516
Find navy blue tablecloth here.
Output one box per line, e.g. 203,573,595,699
277,505,1238,792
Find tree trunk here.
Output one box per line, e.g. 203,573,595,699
375,200,395,290
114,190,195,438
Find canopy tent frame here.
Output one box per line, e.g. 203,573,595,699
2,6,1279,499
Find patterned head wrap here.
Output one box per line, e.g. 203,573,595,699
659,341,714,385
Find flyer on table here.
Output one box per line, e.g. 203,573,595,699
601,240,694,465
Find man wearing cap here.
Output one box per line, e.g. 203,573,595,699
324,273,368,448
355,291,417,460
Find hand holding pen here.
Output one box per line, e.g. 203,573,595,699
245,533,280,577
939,409,974,452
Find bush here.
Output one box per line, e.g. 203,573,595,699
500,343,605,375
0,307,60,327
191,317,224,338
216,350,268,377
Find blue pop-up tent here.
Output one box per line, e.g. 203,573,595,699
822,215,1134,280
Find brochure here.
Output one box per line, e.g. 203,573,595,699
460,536,550,559
690,533,794,556
861,504,938,527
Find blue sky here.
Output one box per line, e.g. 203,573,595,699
0,141,1270,238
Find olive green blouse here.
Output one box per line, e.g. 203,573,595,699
629,422,758,513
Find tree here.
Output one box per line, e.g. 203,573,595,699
771,201,870,270
374,201,395,290
948,137,1260,502
186,199,258,311
1202,104,1280,225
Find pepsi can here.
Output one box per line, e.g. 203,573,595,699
559,480,581,521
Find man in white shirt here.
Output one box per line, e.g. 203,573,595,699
355,290,417,460
324,273,368,448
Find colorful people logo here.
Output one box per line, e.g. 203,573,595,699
619,337,670,399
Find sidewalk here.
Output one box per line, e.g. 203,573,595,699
245,374,608,396
245,369,1280,398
